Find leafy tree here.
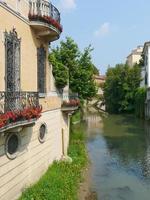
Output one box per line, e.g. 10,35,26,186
49,52,68,90
138,53,144,67
135,87,146,118
70,45,97,100
49,38,98,100
104,64,141,113
93,65,99,75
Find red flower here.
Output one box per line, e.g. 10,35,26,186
28,14,63,32
63,99,80,107
0,105,42,129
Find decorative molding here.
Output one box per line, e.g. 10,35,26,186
29,21,61,35
38,123,47,143
42,108,61,113
0,2,29,25
5,132,21,159
0,119,36,133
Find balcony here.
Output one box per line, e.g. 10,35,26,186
0,92,41,133
61,96,80,113
29,0,62,41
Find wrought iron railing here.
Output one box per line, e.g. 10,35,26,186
29,0,62,32
0,91,41,130
0,91,39,113
62,95,80,108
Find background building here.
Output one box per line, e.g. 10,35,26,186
126,45,143,67
94,75,106,95
90,75,106,111
141,42,150,118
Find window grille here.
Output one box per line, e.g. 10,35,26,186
5,29,21,111
5,29,21,92
37,47,46,93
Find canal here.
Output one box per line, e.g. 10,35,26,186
75,111,150,200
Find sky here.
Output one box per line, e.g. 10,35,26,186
52,0,150,74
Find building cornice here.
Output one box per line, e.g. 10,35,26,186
143,42,150,54
0,2,29,25
127,51,143,58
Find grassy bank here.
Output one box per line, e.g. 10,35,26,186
71,109,82,124
19,126,88,200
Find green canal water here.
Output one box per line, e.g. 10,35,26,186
75,112,150,200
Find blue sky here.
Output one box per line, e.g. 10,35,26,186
52,0,150,74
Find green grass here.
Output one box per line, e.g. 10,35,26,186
19,128,88,200
71,110,82,123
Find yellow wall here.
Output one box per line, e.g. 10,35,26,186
1,0,29,18
0,5,61,109
0,4,69,200
0,6,37,91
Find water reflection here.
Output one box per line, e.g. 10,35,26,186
84,112,150,200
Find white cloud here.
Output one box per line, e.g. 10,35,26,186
94,22,110,37
58,0,76,12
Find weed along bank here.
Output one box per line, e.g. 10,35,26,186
0,1,79,199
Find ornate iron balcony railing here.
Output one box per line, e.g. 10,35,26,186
0,92,41,131
0,92,39,113
61,95,79,112
29,0,62,32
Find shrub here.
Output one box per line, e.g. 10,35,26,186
135,87,146,118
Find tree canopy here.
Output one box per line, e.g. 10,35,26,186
104,64,141,113
49,52,68,90
49,37,98,100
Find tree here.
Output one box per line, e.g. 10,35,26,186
104,64,141,113
135,87,146,118
49,37,98,100
71,45,97,100
49,51,68,90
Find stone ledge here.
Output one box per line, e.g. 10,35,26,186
0,119,36,133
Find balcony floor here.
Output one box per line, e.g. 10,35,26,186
61,106,78,113
0,119,36,133
30,21,60,41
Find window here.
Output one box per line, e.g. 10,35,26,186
5,28,21,92
38,123,47,143
145,72,148,86
5,29,21,111
145,55,148,66
37,47,46,94
5,133,20,159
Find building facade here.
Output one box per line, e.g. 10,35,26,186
94,75,106,95
0,1,78,199
126,45,143,67
91,75,106,111
141,42,150,118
